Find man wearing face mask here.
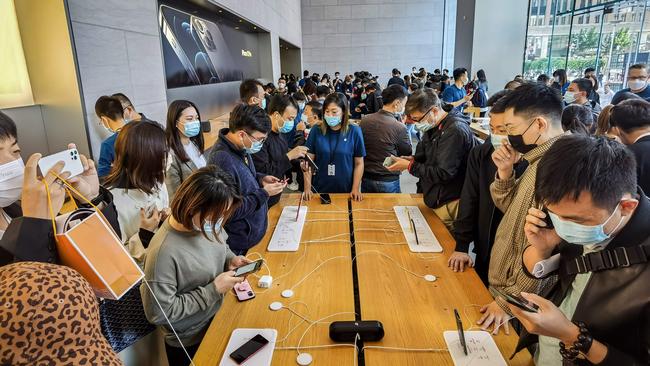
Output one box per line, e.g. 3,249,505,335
564,78,602,121
449,91,528,285
612,63,650,102
477,83,567,336
276,78,288,95
95,96,127,178
360,85,412,193
208,104,285,254
387,88,477,230
240,79,267,110
252,95,308,207
509,135,650,365
0,111,121,265
441,68,474,112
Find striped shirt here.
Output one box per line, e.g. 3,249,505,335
488,133,568,310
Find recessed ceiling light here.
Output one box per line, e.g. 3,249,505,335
235,26,239,29
253,26,257,29
239,19,243,22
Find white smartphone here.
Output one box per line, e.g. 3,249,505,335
38,148,84,179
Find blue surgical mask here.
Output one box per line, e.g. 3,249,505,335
490,133,508,150
181,120,201,137
325,115,341,127
261,98,267,109
242,134,264,154
298,102,306,110
414,122,432,132
195,218,224,236
301,113,308,123
279,119,294,133
548,204,624,246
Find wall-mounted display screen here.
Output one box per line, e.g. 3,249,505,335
158,4,261,89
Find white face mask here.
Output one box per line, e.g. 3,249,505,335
0,157,24,207
628,79,647,91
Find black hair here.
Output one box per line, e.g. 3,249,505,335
609,99,650,133
364,83,378,92
392,68,400,75
111,93,133,109
535,135,637,210
320,92,350,134
228,104,271,134
584,67,596,74
571,78,593,96
316,85,330,98
452,68,467,81
239,79,264,102
553,69,568,85
477,69,487,83
611,91,644,105
498,83,563,124
405,87,440,115
306,100,323,120
537,74,550,84
504,80,523,90
0,111,18,141
561,105,593,135
268,94,297,116
382,84,408,105
408,83,419,91
487,89,510,107
434,69,441,74
94,96,124,120
292,91,307,102
303,70,310,77
629,63,647,72
166,100,205,163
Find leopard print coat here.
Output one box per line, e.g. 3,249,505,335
0,262,122,365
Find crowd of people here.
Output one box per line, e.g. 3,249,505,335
0,61,649,366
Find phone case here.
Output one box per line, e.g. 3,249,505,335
38,149,84,179
233,280,255,302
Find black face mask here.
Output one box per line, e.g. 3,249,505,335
507,119,541,154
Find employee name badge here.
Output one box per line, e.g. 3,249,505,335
328,164,335,176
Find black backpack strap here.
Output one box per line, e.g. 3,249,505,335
564,244,650,275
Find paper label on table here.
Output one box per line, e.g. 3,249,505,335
219,328,277,366
267,206,308,252
393,206,443,253
443,330,507,366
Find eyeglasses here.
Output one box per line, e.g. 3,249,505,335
408,107,433,123
245,132,266,144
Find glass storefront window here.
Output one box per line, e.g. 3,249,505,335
524,0,650,93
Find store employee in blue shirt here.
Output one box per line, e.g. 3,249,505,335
303,92,366,201
441,67,474,112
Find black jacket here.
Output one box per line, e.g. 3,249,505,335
387,76,406,88
361,91,383,115
514,188,650,365
410,110,477,208
628,135,650,194
453,140,528,285
252,130,292,207
0,187,121,266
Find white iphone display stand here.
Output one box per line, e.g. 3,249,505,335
394,206,443,253
219,328,278,366
443,330,507,366
267,206,308,252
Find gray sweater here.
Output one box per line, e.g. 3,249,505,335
140,220,235,347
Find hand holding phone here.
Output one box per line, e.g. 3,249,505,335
495,289,539,313
38,149,84,179
233,259,264,277
233,279,255,302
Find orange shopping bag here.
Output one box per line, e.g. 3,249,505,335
46,178,143,300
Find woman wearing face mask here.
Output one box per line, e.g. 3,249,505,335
448,91,528,285
387,88,477,231
252,94,308,207
104,121,170,264
0,111,121,265
165,100,206,200
141,166,251,366
552,69,570,95
303,92,366,201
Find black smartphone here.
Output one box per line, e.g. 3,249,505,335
320,193,331,204
229,334,269,364
233,259,264,277
495,289,539,313
200,120,211,133
542,208,554,229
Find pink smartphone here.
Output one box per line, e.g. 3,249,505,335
233,279,255,302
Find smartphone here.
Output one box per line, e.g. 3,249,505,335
233,279,255,302
382,156,394,168
158,5,201,85
542,208,554,229
494,289,539,313
233,259,264,277
229,334,270,364
38,149,84,179
320,193,331,204
200,120,211,133
300,154,318,172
